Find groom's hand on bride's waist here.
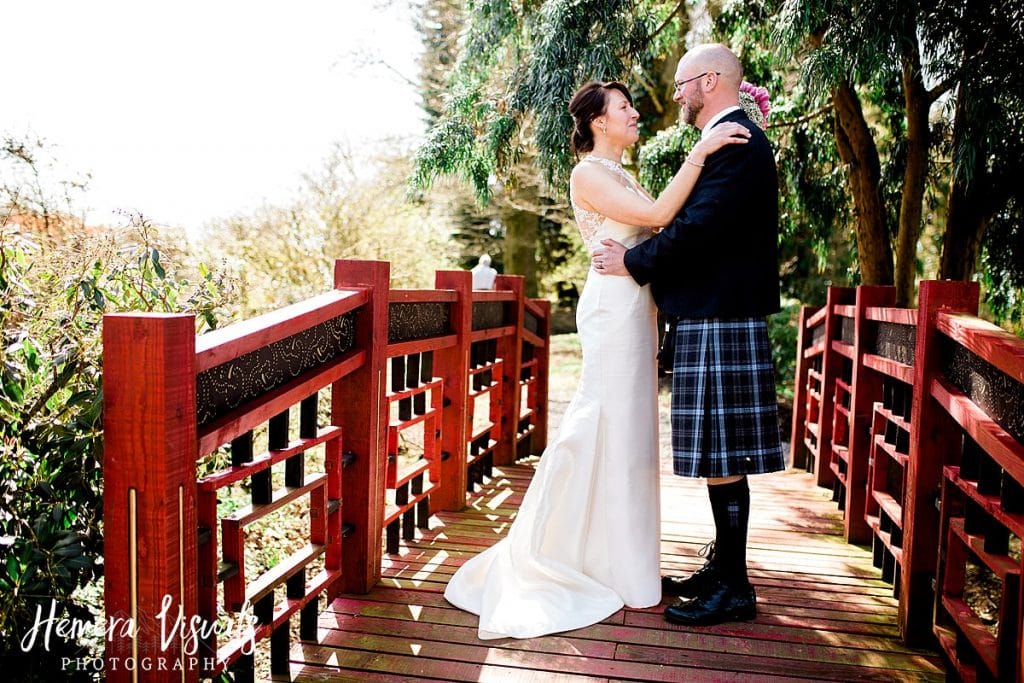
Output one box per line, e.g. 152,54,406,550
592,239,628,276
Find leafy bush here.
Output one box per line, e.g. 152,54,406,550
769,299,801,405
0,215,235,680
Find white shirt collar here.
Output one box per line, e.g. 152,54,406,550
700,105,742,140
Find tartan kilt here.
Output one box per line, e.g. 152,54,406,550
670,317,785,478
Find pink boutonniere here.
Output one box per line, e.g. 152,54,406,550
739,81,771,129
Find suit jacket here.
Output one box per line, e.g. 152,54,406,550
623,109,780,319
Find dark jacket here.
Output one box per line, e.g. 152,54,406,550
623,109,780,319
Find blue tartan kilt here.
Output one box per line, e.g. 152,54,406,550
670,318,786,478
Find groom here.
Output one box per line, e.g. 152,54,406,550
593,43,785,626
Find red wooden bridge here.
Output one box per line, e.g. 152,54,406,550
101,265,1023,681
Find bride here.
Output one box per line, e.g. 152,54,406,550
443,80,749,640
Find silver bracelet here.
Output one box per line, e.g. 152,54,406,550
685,156,704,168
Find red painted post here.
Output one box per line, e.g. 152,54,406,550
102,314,199,682
901,279,979,645
789,305,813,470
433,270,472,511
844,285,896,544
332,259,389,595
493,275,525,466
815,286,856,488
532,299,551,452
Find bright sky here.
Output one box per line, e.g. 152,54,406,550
2,1,423,238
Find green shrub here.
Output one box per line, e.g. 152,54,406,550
769,300,801,405
0,216,236,680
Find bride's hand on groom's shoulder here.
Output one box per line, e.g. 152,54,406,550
690,122,750,164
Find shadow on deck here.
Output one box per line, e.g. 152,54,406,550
288,461,945,682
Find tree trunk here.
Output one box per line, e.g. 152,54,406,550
939,17,1000,282
941,189,989,281
894,33,930,306
940,79,991,281
832,80,894,286
502,205,539,298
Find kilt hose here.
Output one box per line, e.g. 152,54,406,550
670,317,786,478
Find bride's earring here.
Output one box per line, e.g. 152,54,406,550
599,122,607,134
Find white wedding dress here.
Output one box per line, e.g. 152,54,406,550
444,156,661,639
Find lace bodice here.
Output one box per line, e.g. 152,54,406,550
570,156,654,253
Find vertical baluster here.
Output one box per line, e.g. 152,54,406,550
255,593,274,623
391,355,405,395
960,436,980,481
390,485,407,554
300,392,318,439
252,466,273,506
403,478,417,541
1001,472,1024,514
872,535,884,569
418,351,433,415
399,358,415,421
983,518,1009,555
414,472,430,529
270,617,290,676
963,497,985,536
471,342,483,391
301,595,319,642
286,571,307,652
895,424,910,455
487,338,498,386
229,653,255,683
393,356,411,421
408,353,423,415
881,546,896,584
977,451,1001,496
288,559,316,641
269,408,289,450
232,431,254,467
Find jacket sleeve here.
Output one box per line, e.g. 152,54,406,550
624,139,760,286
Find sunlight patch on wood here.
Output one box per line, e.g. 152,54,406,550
486,489,513,510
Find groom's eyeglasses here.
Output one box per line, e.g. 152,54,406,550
673,71,721,92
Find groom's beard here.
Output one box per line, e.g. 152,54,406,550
682,89,704,126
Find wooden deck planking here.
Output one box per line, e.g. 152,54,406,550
287,460,945,681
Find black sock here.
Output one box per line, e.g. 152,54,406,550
707,477,750,589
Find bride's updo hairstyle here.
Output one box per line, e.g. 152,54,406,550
569,81,633,157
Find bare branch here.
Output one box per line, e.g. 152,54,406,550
649,1,686,43
766,104,834,130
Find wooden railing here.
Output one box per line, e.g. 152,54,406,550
791,280,1024,681
101,260,550,682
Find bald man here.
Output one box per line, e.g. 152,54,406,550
593,43,785,626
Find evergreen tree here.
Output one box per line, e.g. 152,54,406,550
770,0,1024,306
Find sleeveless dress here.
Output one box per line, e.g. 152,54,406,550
443,156,661,639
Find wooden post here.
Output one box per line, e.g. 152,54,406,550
332,260,389,595
815,286,855,488
102,314,199,682
844,285,896,544
532,299,551,452
901,279,979,644
493,275,525,466
433,270,472,511
789,305,814,470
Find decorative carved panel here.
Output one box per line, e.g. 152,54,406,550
196,313,356,426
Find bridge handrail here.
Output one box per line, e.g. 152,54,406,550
101,259,551,681
791,280,1024,681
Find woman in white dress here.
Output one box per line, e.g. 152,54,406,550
443,81,750,640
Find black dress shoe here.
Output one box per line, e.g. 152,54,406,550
663,580,756,626
662,542,718,598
